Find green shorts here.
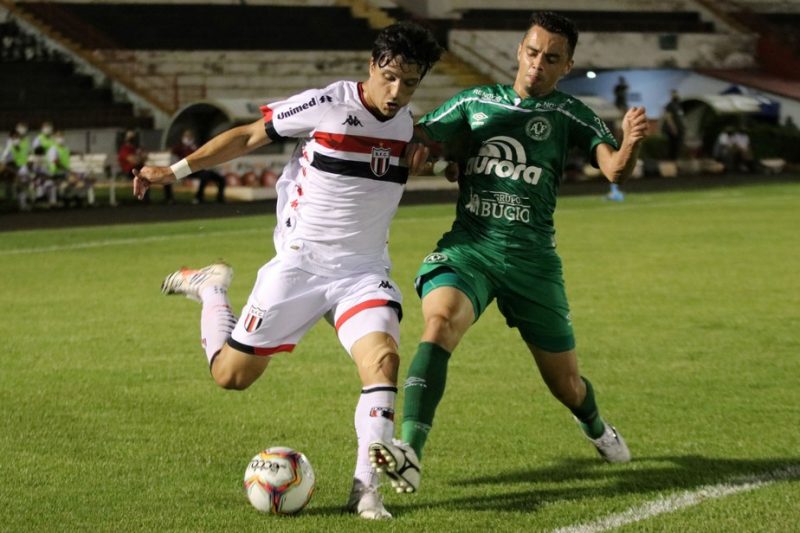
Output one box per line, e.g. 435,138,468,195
415,243,575,353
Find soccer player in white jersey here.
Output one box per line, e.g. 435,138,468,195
132,22,441,519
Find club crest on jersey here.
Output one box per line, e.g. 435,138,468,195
370,147,391,177
244,305,266,332
525,116,552,141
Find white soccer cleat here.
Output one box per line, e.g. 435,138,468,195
369,439,421,494
586,422,631,463
161,263,233,302
345,480,392,520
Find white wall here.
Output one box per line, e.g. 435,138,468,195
450,30,757,75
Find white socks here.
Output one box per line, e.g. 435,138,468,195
354,385,397,489
199,285,237,365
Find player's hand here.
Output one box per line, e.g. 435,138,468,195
132,166,175,200
433,160,460,182
405,142,430,176
621,106,648,145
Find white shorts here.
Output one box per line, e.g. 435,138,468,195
229,256,402,357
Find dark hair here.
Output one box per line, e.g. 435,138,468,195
527,12,579,58
372,21,443,79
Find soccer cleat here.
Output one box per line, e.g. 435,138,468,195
369,439,421,494
586,421,631,463
345,480,392,520
161,262,233,302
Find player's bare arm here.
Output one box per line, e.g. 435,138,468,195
405,142,430,176
133,118,271,199
596,106,648,184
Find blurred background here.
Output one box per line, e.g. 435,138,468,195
1,0,798,217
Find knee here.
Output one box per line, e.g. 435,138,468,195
423,312,464,349
211,361,256,391
546,374,585,408
355,335,400,384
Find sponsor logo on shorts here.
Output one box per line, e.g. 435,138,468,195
465,136,542,185
525,116,552,140
370,146,391,177
423,253,448,264
378,280,395,291
369,406,395,421
465,188,531,223
244,305,266,333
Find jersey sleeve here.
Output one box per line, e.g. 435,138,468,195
260,87,336,142
416,89,472,142
569,101,619,167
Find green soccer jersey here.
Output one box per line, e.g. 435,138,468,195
419,84,618,255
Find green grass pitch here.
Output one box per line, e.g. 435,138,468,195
1,182,798,532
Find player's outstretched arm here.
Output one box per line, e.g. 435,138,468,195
596,106,648,185
133,118,271,200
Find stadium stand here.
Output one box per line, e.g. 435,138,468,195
453,9,714,33
5,0,487,120
0,20,152,131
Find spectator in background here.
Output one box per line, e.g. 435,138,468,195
607,77,630,201
661,90,685,161
613,76,629,112
18,146,57,210
714,126,755,173
32,121,55,151
46,131,70,179
171,129,225,204
1,124,30,200
713,126,736,171
118,129,174,204
732,127,756,173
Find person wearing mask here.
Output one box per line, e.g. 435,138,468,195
171,129,225,203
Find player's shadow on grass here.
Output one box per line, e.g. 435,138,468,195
391,455,800,514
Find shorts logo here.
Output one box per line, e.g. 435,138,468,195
370,146,391,177
378,280,395,291
423,252,448,264
244,305,266,333
369,407,395,421
525,116,551,141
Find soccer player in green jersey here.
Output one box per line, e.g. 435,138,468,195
369,11,648,494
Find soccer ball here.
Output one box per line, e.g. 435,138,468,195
243,447,316,515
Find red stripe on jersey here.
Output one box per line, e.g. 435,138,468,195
260,105,273,122
335,299,390,331
253,344,295,357
314,131,407,158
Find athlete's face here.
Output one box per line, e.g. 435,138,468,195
515,25,574,99
364,57,423,118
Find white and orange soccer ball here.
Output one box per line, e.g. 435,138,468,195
243,447,316,515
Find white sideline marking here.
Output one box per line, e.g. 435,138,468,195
0,228,264,256
553,465,800,533
0,216,452,256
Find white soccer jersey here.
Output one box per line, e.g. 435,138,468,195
261,80,412,277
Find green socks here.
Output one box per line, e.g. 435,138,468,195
401,342,451,459
571,376,606,439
